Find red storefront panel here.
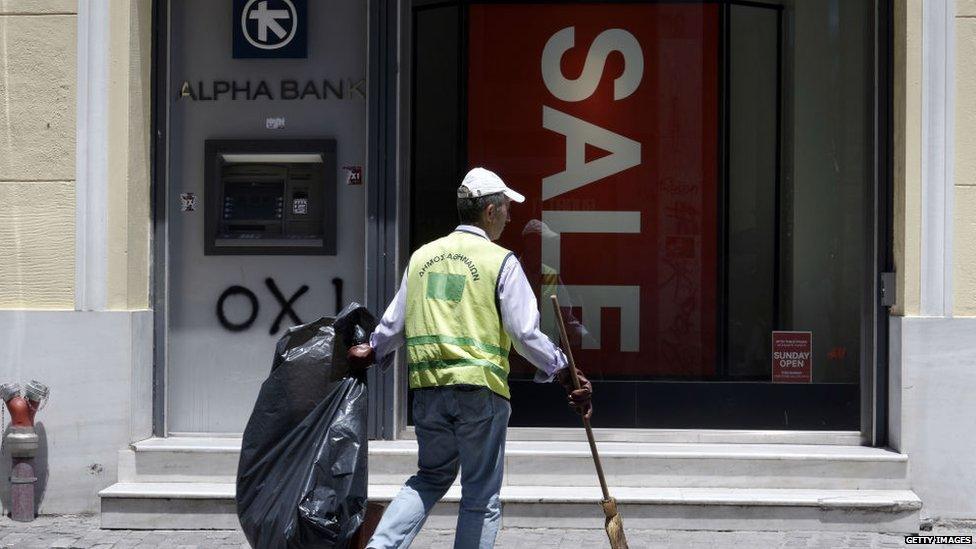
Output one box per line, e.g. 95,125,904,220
467,3,719,377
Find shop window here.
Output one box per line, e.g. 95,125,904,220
410,0,877,430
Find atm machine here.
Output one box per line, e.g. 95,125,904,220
204,139,337,255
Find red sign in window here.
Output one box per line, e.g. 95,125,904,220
467,4,719,377
771,331,813,383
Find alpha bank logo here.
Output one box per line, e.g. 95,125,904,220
233,0,307,59
243,0,296,49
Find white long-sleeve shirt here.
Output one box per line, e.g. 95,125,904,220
370,225,568,383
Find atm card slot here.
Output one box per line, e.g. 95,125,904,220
215,239,324,247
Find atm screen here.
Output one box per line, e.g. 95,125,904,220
223,181,283,221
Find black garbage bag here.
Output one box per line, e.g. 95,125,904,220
237,303,377,549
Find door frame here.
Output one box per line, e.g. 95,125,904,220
366,0,401,439
150,0,169,437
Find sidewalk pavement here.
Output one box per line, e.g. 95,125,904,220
0,515,970,548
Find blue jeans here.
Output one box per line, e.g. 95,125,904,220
368,386,511,549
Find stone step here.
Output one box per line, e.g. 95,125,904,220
119,437,910,490
99,482,921,533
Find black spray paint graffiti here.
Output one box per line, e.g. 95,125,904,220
216,286,260,332
265,278,309,335
331,278,343,315
215,278,311,335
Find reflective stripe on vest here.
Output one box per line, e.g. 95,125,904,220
405,231,513,398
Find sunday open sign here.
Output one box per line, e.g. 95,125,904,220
771,331,813,383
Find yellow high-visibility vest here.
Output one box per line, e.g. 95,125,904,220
405,230,513,398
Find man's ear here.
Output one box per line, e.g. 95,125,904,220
484,203,495,221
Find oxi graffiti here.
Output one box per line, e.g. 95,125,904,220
216,278,309,335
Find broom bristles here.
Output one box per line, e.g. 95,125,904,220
601,498,629,549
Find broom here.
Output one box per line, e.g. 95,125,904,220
550,295,629,549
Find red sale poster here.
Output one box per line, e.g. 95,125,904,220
771,331,813,383
467,4,719,378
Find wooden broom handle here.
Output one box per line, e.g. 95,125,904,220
550,295,611,502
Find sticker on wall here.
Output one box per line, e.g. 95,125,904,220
180,192,197,212
771,331,813,383
342,166,362,185
233,0,308,59
266,116,286,130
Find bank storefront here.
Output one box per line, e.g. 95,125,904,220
157,0,884,438
49,0,965,532
96,0,915,530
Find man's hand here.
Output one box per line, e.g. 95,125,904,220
347,343,375,375
556,367,593,420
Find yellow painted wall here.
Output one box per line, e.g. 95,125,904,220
892,0,922,317
0,0,152,311
955,2,976,315
106,0,152,310
0,1,77,309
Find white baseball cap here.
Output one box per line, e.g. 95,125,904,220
458,167,526,203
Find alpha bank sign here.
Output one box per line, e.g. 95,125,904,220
234,0,307,58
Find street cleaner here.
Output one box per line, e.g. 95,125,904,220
347,167,594,549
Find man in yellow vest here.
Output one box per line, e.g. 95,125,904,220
348,167,593,548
